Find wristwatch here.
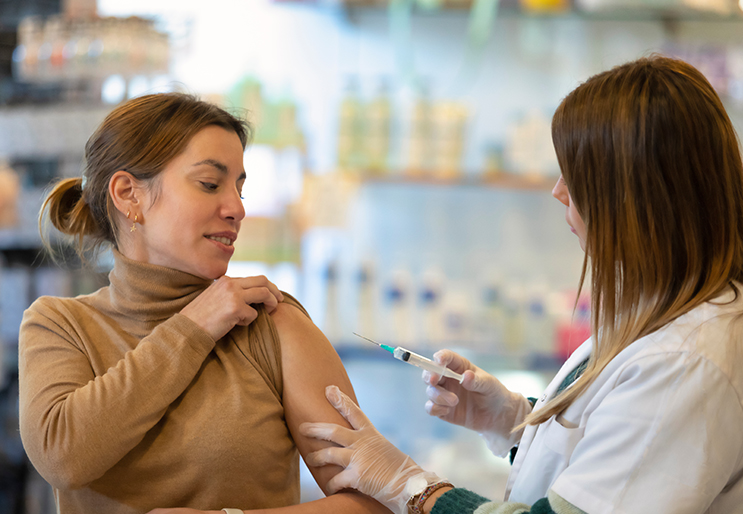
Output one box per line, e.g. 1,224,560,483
405,476,454,514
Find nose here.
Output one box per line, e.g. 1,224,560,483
223,187,245,222
552,176,569,207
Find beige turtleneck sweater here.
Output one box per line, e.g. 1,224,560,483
19,251,301,513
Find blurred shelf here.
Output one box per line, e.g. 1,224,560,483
0,228,44,250
0,103,111,159
359,172,557,191
288,0,743,22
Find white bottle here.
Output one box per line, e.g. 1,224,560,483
417,267,444,347
384,269,415,347
355,260,377,342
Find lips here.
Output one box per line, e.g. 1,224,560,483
205,231,237,247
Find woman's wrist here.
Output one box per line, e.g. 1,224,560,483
422,486,454,514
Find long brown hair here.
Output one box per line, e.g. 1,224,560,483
40,93,251,259
525,56,743,426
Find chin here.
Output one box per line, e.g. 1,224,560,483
194,264,229,280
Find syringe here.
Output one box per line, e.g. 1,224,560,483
353,332,464,383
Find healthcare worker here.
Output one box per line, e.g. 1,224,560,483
299,56,743,514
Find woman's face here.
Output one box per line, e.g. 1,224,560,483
552,175,587,251
132,125,246,279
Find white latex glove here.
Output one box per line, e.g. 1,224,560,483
300,385,443,514
423,350,532,457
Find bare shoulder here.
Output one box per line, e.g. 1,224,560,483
269,300,309,324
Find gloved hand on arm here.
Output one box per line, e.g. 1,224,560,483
300,386,445,514
423,350,532,457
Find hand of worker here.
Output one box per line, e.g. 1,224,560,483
423,350,532,455
300,385,444,514
180,275,283,341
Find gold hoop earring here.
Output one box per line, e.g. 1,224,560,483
130,214,138,233
126,210,130,219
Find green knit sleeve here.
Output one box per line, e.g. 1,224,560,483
430,488,490,514
430,489,585,514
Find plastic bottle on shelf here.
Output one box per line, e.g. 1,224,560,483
14,17,42,81
337,77,365,173
431,101,468,180
48,18,66,76
405,79,433,177
502,283,526,353
355,260,378,342
365,79,392,175
555,292,592,360
322,261,342,346
523,282,555,357
417,266,444,347
475,274,506,351
384,269,415,347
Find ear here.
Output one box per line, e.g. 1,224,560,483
109,171,144,217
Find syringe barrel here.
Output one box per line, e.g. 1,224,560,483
393,347,463,382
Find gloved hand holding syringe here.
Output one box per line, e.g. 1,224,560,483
353,332,464,383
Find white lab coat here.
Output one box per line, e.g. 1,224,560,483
502,287,743,514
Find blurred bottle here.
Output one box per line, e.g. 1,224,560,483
49,18,66,75
355,260,377,341
365,79,392,175
276,86,304,149
475,274,505,351
405,79,433,177
431,102,467,180
555,293,592,360
417,267,444,347
337,77,365,173
323,261,342,345
523,283,554,356
520,0,570,13
441,288,470,347
502,283,526,352
14,17,42,80
384,269,415,347
0,161,20,228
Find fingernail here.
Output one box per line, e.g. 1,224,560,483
422,371,431,383
325,385,340,406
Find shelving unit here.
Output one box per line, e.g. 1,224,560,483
291,0,743,21
360,172,557,190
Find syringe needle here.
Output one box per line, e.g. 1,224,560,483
353,332,395,353
352,332,380,346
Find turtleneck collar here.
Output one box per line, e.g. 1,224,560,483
107,249,213,322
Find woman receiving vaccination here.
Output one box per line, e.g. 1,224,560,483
19,93,389,514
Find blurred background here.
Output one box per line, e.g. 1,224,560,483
0,0,742,511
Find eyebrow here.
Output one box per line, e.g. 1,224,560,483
192,159,247,181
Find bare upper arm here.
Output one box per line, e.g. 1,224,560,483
271,302,357,495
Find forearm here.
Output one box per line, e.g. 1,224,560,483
20,312,215,488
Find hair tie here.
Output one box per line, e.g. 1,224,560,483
80,174,87,191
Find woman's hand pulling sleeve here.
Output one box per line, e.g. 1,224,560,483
300,386,443,514
423,350,532,456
